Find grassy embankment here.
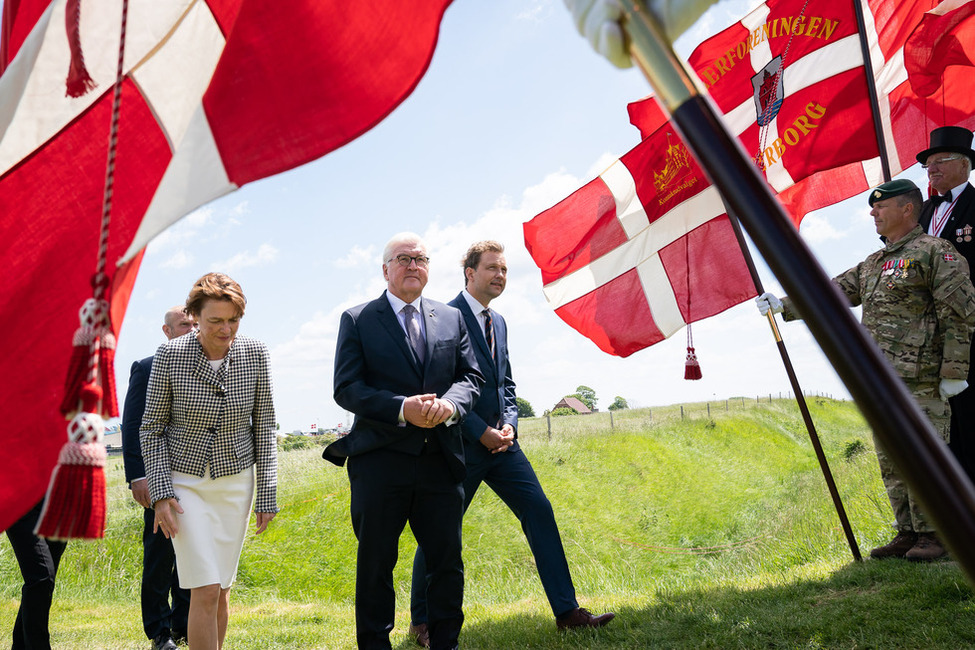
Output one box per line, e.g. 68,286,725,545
2,398,973,648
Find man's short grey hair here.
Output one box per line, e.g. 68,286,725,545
896,189,924,219
964,156,972,177
383,232,426,263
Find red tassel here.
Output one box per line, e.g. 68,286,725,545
685,346,703,380
43,293,113,540
60,299,117,418
65,0,96,98
35,416,107,540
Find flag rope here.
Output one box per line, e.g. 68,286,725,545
754,0,812,170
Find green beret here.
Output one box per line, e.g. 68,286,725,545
868,179,919,206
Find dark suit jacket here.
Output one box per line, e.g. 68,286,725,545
121,356,153,485
447,293,519,462
919,183,975,271
325,291,484,481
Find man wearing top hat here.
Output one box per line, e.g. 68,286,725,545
918,126,975,482
757,178,975,561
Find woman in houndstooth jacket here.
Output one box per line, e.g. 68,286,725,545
141,272,277,650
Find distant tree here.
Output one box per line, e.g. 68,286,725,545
550,407,576,417
516,397,535,418
572,385,598,410
608,396,629,411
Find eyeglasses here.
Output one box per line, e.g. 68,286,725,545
388,254,430,268
922,155,962,169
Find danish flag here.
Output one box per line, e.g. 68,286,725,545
686,0,975,225
524,98,756,357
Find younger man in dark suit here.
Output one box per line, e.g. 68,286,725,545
324,232,483,650
121,306,194,650
408,241,614,647
918,126,975,480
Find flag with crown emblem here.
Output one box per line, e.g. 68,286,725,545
524,98,756,357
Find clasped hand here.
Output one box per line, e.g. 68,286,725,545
480,424,515,454
404,393,454,428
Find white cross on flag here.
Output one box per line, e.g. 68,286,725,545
685,0,975,224
524,99,756,358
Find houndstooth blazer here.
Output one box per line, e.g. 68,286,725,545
140,333,278,513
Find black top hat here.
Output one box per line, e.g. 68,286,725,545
916,126,975,164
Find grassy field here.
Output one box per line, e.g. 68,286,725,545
2,398,974,648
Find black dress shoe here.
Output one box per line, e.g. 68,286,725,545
151,636,178,650
556,607,615,630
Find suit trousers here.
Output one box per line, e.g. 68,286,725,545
949,383,975,482
140,506,190,641
349,448,464,650
7,500,67,650
411,447,577,622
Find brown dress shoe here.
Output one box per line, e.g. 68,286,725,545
408,622,430,648
869,531,917,559
556,607,615,630
905,533,948,562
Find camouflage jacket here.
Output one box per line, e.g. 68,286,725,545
783,225,975,382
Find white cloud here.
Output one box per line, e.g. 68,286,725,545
158,249,193,269
215,243,279,273
515,0,552,22
799,213,844,243
334,245,376,269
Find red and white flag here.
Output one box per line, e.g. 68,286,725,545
523,99,756,358
686,0,975,225
0,0,452,532
904,0,975,97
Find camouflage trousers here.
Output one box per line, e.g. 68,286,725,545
872,381,951,534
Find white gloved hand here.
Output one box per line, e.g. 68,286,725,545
755,292,783,316
563,0,632,68
940,378,969,400
562,0,721,67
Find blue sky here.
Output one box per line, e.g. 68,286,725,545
109,0,936,431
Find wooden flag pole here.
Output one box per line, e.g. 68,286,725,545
852,0,893,182
617,0,975,580
725,202,862,562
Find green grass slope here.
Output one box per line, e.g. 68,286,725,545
2,398,973,648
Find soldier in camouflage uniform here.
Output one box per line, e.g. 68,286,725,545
757,179,975,562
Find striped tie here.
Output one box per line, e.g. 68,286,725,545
483,309,495,360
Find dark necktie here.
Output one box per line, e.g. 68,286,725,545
931,192,952,207
402,304,424,363
482,309,495,360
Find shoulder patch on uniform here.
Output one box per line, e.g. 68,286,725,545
944,252,957,262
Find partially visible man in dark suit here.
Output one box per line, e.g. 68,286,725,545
407,241,614,648
121,306,194,650
918,126,975,480
324,232,483,650
5,499,66,650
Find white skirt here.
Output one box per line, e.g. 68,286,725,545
171,466,254,589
